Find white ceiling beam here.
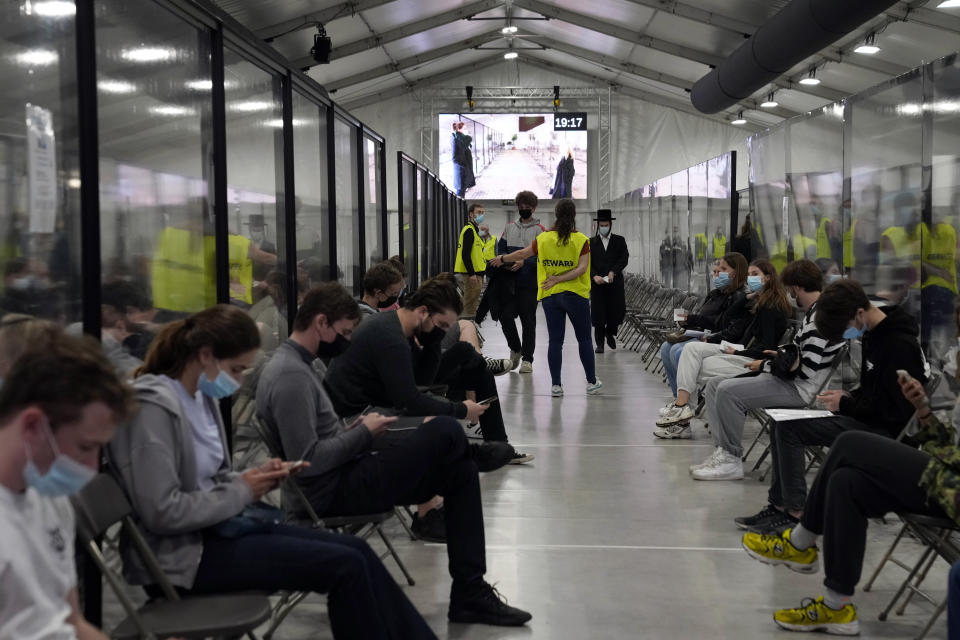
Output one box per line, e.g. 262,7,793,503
254,0,399,41
885,3,960,36
289,0,504,68
323,30,504,91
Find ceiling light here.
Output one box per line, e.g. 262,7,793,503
229,100,273,113
150,104,194,117
760,92,778,108
24,1,76,16
854,33,880,55
98,79,136,94
799,68,821,86
186,79,212,91
121,47,176,63
937,0,960,7
67,177,81,189
731,111,747,125
504,51,518,60
15,49,57,66
501,25,517,34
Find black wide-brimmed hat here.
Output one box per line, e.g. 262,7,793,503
594,209,616,222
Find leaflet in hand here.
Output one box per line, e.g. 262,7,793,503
683,329,709,338
721,340,745,352
764,409,834,422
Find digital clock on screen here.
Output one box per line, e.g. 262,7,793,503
553,112,587,131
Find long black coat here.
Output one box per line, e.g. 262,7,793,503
590,233,629,329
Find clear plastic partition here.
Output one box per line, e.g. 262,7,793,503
401,158,416,286
748,127,788,274
689,162,710,294
333,116,359,294
363,136,383,267
292,94,328,293
671,171,691,291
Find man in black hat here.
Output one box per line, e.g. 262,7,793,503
590,209,629,353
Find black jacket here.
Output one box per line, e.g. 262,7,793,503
706,290,751,343
735,304,791,359
838,305,926,436
686,287,741,332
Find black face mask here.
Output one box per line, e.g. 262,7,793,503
518,208,533,220
378,295,398,309
317,334,350,359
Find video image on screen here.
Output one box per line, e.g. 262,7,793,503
439,113,588,200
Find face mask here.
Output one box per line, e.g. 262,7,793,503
10,276,32,291
746,275,763,292
23,420,96,497
518,208,532,220
377,294,398,309
197,365,241,399
843,323,866,340
712,272,730,290
317,333,350,358
598,226,611,237
479,231,488,239
474,214,484,224
826,273,842,285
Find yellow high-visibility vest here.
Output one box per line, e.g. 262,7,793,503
454,223,486,274
882,224,923,289
770,237,788,275
712,233,727,259
816,217,833,259
536,230,591,301
843,219,857,268
695,233,707,260
923,222,958,294
228,235,254,305
792,234,817,260
481,235,497,261
151,227,216,313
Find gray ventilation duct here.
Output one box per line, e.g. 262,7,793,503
690,0,899,114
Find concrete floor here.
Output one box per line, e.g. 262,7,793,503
103,309,950,639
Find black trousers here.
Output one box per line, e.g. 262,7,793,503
325,417,487,598
435,342,508,442
801,431,942,596
500,286,538,362
768,415,876,512
192,524,436,640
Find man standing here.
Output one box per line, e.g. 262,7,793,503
590,209,629,354
499,191,545,372
474,225,497,325
455,204,486,320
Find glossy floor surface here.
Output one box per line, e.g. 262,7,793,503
103,310,950,639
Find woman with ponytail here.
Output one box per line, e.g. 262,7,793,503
110,304,435,639
491,199,602,397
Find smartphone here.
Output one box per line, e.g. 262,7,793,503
284,460,307,472
896,369,913,384
346,405,373,429
476,396,498,406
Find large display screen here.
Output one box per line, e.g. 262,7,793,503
439,113,588,200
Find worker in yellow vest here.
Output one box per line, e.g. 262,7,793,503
881,192,924,291
454,203,486,318
151,223,217,315
791,233,817,261
921,219,959,349
695,232,708,264
480,225,497,261
490,199,602,397
815,216,838,260
712,227,727,259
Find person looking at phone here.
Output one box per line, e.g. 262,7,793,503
734,278,926,535
109,304,436,639
259,282,532,628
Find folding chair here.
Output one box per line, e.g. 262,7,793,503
72,474,272,640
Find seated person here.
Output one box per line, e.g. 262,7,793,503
740,372,955,635
326,274,528,465
0,314,60,377
109,305,436,640
359,262,404,316
694,259,845,480
659,254,749,397
257,283,532,627
655,258,790,437
736,279,926,534
0,331,135,640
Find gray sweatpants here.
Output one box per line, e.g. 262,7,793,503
704,373,804,457
675,342,754,395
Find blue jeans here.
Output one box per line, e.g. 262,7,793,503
541,291,595,386
659,341,687,396
193,524,436,640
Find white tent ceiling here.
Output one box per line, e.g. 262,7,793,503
212,0,960,130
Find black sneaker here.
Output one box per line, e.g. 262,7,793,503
509,450,535,464
470,442,513,472
734,504,781,530
485,357,513,376
595,344,604,354
411,506,446,543
754,511,800,536
449,582,532,626
607,333,616,349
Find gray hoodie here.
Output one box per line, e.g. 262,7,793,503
499,216,545,288
108,374,253,588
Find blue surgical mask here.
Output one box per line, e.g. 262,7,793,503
826,273,842,285
474,214,484,224
599,226,611,237
23,420,96,497
712,272,730,290
843,323,866,340
197,365,241,399
746,275,763,292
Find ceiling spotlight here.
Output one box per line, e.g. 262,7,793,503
799,68,821,86
25,1,76,17
854,33,880,55
937,0,960,7
310,23,331,64
760,92,778,108
15,49,57,66
504,51,518,60
121,47,176,63
731,111,747,125
501,25,518,34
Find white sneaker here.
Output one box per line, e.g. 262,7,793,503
586,379,603,395
463,423,484,439
691,449,744,481
509,351,522,370
519,361,533,374
653,423,692,439
690,446,724,472
551,385,564,397
658,401,677,416
655,404,694,426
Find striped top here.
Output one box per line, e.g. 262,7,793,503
764,301,844,402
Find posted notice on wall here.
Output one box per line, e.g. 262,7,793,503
26,103,57,234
